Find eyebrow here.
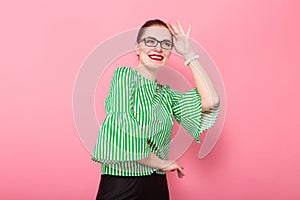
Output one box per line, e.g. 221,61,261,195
146,36,172,43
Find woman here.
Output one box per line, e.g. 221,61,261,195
92,19,220,200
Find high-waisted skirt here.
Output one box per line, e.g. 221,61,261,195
96,172,169,200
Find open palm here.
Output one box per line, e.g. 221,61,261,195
167,20,194,58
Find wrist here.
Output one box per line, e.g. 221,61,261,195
184,54,199,66
182,50,196,60
159,160,168,171
159,160,170,172
159,160,174,171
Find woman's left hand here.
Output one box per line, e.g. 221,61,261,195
160,160,185,178
167,20,195,59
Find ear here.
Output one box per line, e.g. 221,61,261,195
135,43,140,56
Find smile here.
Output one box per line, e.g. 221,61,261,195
148,54,164,61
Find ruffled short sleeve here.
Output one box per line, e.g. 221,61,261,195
92,67,151,164
169,87,220,143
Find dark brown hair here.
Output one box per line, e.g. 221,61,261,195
136,19,173,43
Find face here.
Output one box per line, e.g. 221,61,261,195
136,25,173,69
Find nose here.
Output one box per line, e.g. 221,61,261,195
154,43,163,52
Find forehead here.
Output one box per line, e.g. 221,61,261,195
141,26,172,41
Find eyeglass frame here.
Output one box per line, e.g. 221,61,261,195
138,37,174,50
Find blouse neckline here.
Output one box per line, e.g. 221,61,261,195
130,67,160,85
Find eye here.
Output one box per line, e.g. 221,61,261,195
162,41,173,49
145,38,157,45
163,42,172,47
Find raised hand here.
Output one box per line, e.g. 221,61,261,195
167,20,195,59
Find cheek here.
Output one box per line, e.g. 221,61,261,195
138,47,149,56
140,50,149,58
138,50,150,62
164,52,172,60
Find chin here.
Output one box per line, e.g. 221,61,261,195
147,59,168,68
143,63,164,70
149,59,168,67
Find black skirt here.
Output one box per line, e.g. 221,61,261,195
96,172,169,200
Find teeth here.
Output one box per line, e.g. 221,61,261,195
151,56,161,59
149,55,163,60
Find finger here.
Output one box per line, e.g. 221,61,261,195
180,167,185,175
177,169,185,178
187,24,192,38
177,170,181,178
179,171,185,178
176,20,185,34
177,166,184,175
169,23,180,35
167,22,176,36
167,22,177,38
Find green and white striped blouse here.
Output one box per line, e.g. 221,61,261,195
92,66,220,176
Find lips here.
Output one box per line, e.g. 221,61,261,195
148,54,164,61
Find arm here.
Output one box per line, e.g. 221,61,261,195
185,55,220,111
167,20,220,112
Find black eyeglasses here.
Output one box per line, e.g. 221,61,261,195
139,37,173,50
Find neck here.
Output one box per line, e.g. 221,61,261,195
136,64,159,82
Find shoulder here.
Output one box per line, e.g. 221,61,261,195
113,66,133,78
110,66,134,87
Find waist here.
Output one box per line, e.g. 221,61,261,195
100,163,166,176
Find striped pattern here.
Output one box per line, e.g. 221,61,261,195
92,66,220,176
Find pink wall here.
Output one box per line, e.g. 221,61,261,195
1,0,299,199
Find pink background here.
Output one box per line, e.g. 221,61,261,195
1,0,299,199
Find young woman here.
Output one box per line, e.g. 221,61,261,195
92,19,220,200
